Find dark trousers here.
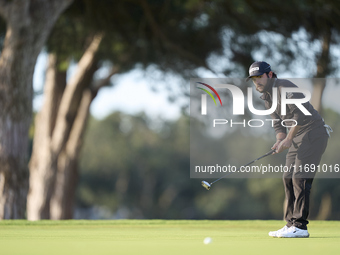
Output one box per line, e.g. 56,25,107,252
283,125,328,230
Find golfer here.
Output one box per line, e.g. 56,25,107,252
247,61,332,238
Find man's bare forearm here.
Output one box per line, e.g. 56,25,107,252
276,125,301,153
276,132,287,141
286,125,301,141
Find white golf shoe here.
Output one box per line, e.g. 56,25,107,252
277,226,309,238
268,225,290,237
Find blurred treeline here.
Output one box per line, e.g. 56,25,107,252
1,0,340,220
76,107,340,220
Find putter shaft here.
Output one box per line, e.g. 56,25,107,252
202,149,275,189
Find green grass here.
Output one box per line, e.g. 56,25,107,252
0,220,339,255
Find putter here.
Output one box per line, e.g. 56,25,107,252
201,149,276,190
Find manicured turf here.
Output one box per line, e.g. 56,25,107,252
0,220,339,255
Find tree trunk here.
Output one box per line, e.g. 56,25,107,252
311,27,332,113
50,89,94,219
315,193,332,220
310,79,326,113
27,34,104,220
50,63,120,220
0,0,73,219
27,54,68,219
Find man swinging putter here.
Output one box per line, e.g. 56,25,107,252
247,61,332,238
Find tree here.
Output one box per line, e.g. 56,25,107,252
220,0,340,112
78,112,192,219
0,0,73,219
298,0,339,113
27,0,340,220
27,34,106,220
27,0,226,219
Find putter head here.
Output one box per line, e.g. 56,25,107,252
201,181,211,190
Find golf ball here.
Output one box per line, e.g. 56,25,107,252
203,237,212,244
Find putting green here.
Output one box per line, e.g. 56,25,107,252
0,220,339,255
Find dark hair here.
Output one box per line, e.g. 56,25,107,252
265,72,277,78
